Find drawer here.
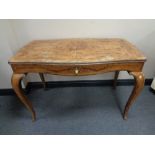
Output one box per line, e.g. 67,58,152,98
11,62,144,75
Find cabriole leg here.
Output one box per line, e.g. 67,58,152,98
11,73,36,121
123,72,145,120
113,71,120,89
39,73,47,90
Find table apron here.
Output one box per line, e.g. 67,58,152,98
11,62,144,76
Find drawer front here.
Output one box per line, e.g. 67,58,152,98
11,62,144,75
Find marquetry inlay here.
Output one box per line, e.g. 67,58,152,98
9,39,146,64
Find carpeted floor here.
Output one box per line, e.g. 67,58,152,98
0,85,155,135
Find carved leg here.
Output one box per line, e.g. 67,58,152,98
11,73,36,121
113,71,119,89
123,72,145,120
39,73,47,90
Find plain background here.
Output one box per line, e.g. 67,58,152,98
1,19,155,88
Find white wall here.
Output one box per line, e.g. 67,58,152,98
0,20,18,88
1,19,155,88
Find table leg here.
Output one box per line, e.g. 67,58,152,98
113,71,119,89
39,73,47,90
123,72,144,120
11,73,36,121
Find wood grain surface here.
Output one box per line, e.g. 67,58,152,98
9,38,146,64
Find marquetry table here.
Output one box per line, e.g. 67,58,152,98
9,39,146,121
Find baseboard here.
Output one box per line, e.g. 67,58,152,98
0,89,15,95
0,79,153,96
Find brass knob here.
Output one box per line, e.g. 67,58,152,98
75,67,79,75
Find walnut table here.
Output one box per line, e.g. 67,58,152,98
9,39,146,121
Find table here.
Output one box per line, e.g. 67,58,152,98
9,39,146,121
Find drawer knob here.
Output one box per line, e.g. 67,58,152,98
75,68,79,75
